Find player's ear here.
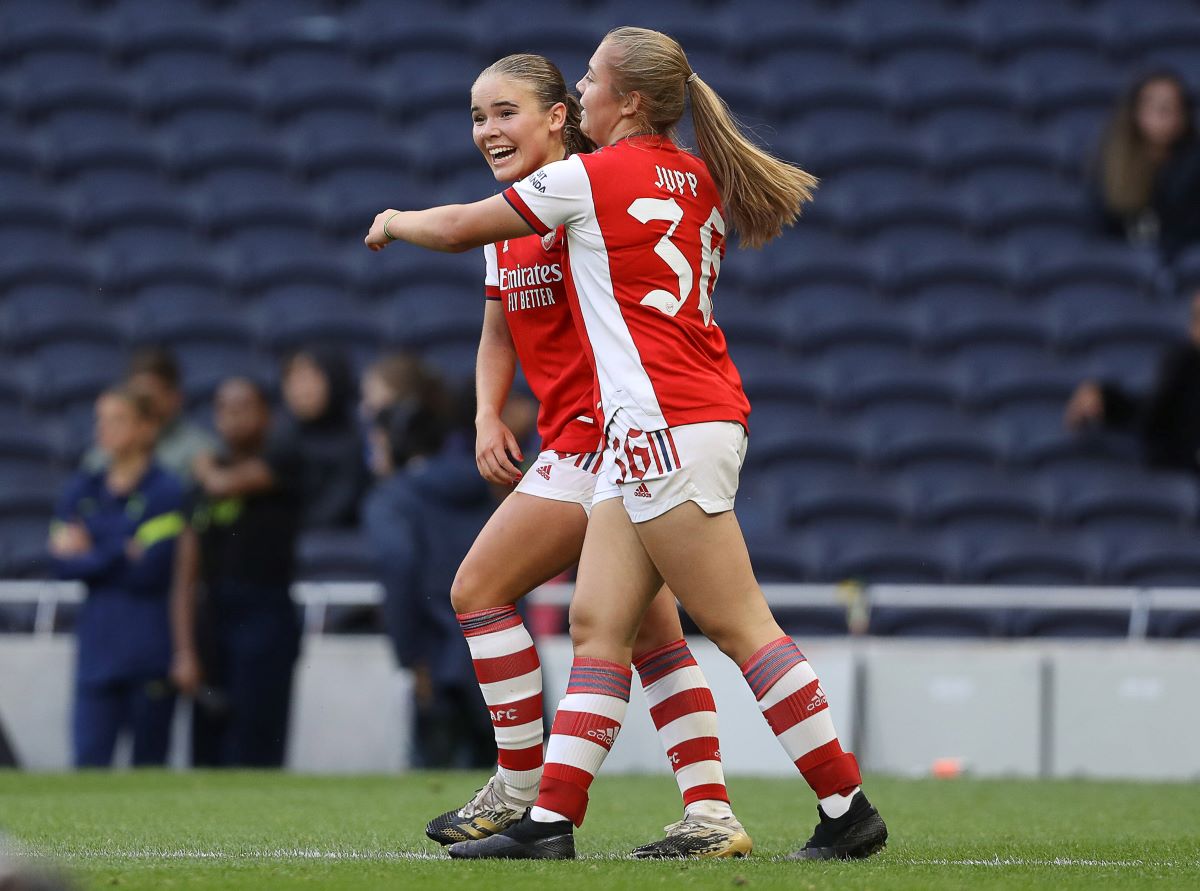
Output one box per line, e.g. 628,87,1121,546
620,89,641,120
547,101,567,133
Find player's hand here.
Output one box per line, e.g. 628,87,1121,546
365,209,401,251
49,521,92,557
1064,380,1104,430
476,413,524,485
170,648,204,697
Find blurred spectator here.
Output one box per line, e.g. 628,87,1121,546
362,367,495,769
278,347,369,529
82,347,217,482
171,378,303,768
50,386,185,767
359,352,437,476
1066,289,1200,473
1091,70,1200,260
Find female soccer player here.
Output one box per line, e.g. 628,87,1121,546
365,28,887,861
423,53,750,860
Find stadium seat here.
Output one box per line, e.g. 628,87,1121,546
909,471,1050,537
0,462,61,520
1,284,122,351
878,235,1016,298
787,298,916,360
868,417,1002,475
1147,608,1200,639
1053,472,1199,537
1009,608,1131,638
784,470,909,535
23,343,124,411
255,287,383,354
827,360,961,420
869,606,1006,638
172,341,277,408
977,0,1108,60
145,74,263,132
0,516,53,579
743,422,870,476
918,296,1052,359
296,528,379,582
821,529,959,584
127,286,253,347
963,530,1105,585
1019,242,1161,300
880,53,1017,119
852,5,981,61
1108,534,1200,586
819,179,967,240
382,288,486,350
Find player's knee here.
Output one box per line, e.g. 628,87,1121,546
449,567,487,614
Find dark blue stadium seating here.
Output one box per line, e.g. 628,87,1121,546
1,0,1200,603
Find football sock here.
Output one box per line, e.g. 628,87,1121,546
457,606,544,805
818,786,861,819
741,636,862,801
634,639,731,815
534,656,632,827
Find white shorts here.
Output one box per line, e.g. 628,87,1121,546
592,414,747,523
514,448,604,515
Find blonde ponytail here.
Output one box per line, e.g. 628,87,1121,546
603,27,817,248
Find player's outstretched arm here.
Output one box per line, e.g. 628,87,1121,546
365,195,533,253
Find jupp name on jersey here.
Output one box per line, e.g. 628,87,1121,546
654,165,698,197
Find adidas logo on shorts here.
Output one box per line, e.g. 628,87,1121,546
633,482,652,498
536,464,552,481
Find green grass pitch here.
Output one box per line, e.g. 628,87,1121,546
1,771,1198,890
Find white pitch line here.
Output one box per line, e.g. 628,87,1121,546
896,857,1193,868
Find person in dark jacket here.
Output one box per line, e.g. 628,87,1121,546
278,347,369,529
50,386,185,767
362,377,496,768
1066,289,1200,472
170,377,304,767
1090,69,1200,261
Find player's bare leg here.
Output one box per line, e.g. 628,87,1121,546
451,499,750,860
427,493,586,846
634,502,886,861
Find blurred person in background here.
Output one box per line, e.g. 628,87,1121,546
50,386,185,767
170,377,303,767
1090,69,1200,261
359,352,434,476
82,347,216,483
1066,289,1200,474
362,361,500,769
278,347,369,529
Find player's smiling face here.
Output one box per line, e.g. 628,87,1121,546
471,75,565,183
577,42,635,146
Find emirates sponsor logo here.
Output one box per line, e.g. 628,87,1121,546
536,464,552,481
634,482,652,499
498,263,563,291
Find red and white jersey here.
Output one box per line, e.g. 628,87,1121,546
503,136,750,433
484,228,602,453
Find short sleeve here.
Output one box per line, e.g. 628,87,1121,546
503,155,592,236
483,243,500,300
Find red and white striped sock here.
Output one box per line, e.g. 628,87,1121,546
457,606,544,804
634,639,731,818
532,656,632,826
741,636,861,812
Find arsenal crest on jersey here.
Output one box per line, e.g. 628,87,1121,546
541,229,557,251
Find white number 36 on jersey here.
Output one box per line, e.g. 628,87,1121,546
627,197,725,327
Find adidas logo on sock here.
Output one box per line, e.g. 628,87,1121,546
586,725,619,748
633,483,651,498
536,464,552,480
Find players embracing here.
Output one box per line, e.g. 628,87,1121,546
367,27,888,862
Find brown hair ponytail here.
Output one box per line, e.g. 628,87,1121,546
603,26,817,248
